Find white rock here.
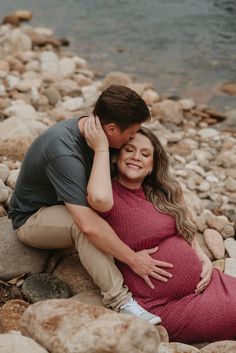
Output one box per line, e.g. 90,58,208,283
6,75,21,89
0,332,48,353
6,170,20,189
224,238,236,259
59,58,76,78
0,164,10,182
225,177,236,192
198,128,220,139
198,181,211,192
4,102,38,121
17,78,42,92
9,29,32,51
72,56,87,68
0,84,6,97
224,258,236,277
40,51,59,74
81,84,99,106
178,98,196,110
62,97,84,111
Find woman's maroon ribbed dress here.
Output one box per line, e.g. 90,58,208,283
101,181,236,343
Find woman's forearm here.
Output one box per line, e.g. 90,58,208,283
87,150,113,211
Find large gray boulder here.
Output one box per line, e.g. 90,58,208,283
0,217,51,280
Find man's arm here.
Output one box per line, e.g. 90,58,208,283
66,203,173,288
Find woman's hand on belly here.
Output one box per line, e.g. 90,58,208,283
195,258,213,293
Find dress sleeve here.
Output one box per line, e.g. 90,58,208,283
45,155,89,206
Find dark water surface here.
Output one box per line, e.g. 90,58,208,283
1,0,236,110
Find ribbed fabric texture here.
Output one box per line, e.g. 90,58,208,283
102,180,236,343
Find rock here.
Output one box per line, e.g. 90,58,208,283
12,10,33,21
72,289,103,306
59,58,76,78
0,179,9,203
0,217,51,280
212,259,225,272
44,87,61,105
4,101,38,121
225,177,236,192
224,238,236,259
0,332,49,353
203,229,225,260
205,214,229,233
142,89,159,105
224,258,236,277
9,29,32,51
6,170,20,189
0,164,10,183
20,299,160,353
200,340,236,352
182,190,203,216
22,273,72,303
195,232,214,261
159,342,200,353
0,115,47,160
53,254,97,295
198,128,219,140
153,100,184,125
2,15,20,26
179,98,196,110
40,51,59,74
0,205,7,217
102,71,132,90
0,299,29,332
220,81,236,95
16,78,42,92
169,141,191,156
53,79,81,97
221,224,235,239
61,97,84,111
0,60,10,79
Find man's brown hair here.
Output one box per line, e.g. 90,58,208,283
93,85,150,131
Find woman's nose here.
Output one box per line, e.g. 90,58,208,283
131,151,141,160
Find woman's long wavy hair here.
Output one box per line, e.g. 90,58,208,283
113,126,196,243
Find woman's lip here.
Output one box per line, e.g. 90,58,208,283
126,163,142,169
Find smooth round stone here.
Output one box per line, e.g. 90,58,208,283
22,273,72,303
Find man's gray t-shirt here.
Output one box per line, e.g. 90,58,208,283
8,117,93,230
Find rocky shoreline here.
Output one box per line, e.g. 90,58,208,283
0,10,236,353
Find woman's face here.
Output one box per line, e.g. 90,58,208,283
117,133,154,188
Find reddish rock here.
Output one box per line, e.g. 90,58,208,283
0,299,29,333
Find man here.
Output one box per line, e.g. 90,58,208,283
9,85,172,323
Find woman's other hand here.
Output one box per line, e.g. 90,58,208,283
84,115,109,152
195,259,213,293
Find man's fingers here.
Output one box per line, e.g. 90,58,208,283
143,275,154,289
152,267,173,278
153,259,173,268
149,271,169,282
146,246,158,254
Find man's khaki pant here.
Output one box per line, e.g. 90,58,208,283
16,205,131,310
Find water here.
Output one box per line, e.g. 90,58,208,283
1,0,236,110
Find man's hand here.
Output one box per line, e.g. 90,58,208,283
84,115,109,152
195,259,213,293
130,247,173,289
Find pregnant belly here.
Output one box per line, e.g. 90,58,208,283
118,236,202,305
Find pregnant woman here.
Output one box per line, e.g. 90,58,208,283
84,116,236,343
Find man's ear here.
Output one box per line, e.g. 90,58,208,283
103,123,119,136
